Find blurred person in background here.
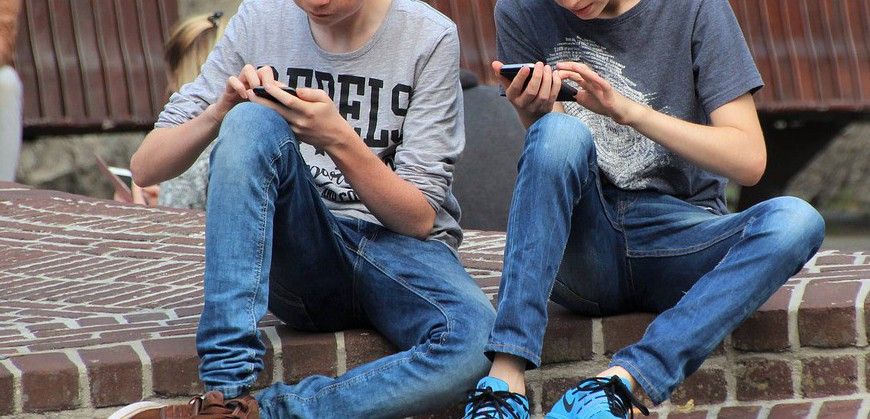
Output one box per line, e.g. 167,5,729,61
127,11,228,207
0,0,22,182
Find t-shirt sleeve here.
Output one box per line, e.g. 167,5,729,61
154,2,250,128
692,0,764,116
393,27,464,211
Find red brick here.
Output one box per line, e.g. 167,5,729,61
602,313,655,355
670,368,727,406
732,287,791,352
801,356,858,397
79,346,143,407
277,327,338,383
717,406,761,418
143,336,203,397
0,362,14,415
798,281,860,347
542,304,593,364
768,402,812,418
818,399,863,418
734,358,793,401
344,329,396,371
11,353,79,412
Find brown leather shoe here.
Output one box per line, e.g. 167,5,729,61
109,391,259,419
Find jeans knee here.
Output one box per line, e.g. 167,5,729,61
521,113,595,179
211,102,294,172
755,196,825,263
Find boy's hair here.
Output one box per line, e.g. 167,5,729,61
164,11,227,93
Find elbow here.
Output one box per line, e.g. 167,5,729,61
129,152,154,187
409,208,437,240
736,153,766,187
409,219,435,240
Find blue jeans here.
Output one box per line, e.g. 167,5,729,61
485,113,825,404
197,102,495,418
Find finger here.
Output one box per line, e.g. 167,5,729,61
491,61,511,91
549,69,562,102
523,62,545,100
264,83,301,108
257,66,276,84
538,64,553,102
295,87,330,103
228,76,249,99
241,64,261,88
505,65,531,100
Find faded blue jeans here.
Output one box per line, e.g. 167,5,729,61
485,113,825,404
197,102,495,418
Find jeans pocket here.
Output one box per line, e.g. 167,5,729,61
268,280,319,332
551,279,603,317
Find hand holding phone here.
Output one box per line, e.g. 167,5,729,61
500,63,578,102
252,86,298,105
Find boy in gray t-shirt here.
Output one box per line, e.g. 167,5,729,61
465,0,824,418
110,1,495,418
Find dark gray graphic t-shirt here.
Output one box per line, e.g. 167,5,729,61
156,0,465,248
496,0,763,213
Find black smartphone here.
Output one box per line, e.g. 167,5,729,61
500,63,578,101
252,86,298,105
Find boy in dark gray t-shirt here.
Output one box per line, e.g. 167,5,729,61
110,1,495,418
465,0,824,418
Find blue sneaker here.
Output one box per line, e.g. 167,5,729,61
545,376,649,418
464,376,530,419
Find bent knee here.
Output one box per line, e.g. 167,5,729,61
522,113,595,175
754,196,825,260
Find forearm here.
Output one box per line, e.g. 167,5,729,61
325,131,436,240
627,104,766,186
131,102,229,186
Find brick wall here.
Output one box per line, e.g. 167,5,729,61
0,183,868,418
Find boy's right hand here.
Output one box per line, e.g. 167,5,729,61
213,64,278,119
492,61,562,128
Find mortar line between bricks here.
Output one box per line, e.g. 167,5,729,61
0,358,22,414
787,278,809,350
858,352,868,396
335,332,347,376
806,398,823,418
64,349,93,409
855,280,869,347
722,335,738,403
591,319,604,356
263,327,284,385
129,341,154,399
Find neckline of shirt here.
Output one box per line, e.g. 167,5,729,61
568,0,653,30
301,0,398,61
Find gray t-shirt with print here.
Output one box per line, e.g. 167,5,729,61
496,0,763,213
156,0,466,248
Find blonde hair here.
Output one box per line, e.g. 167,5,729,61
164,12,227,93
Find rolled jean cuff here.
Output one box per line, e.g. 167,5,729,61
205,384,251,399
484,342,542,370
608,358,667,405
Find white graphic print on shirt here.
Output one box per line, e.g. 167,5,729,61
548,36,674,190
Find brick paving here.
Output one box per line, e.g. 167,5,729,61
1,182,869,418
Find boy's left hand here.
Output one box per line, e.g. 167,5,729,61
250,83,356,151
556,62,646,126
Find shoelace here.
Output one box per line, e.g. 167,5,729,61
465,387,526,419
571,376,649,418
190,393,253,419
